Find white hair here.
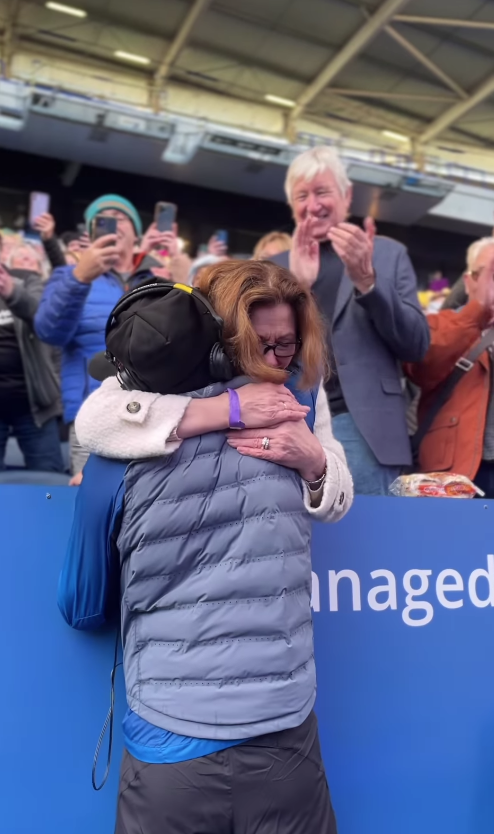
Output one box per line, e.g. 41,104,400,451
7,241,42,269
466,237,494,272
285,146,351,206
188,254,224,285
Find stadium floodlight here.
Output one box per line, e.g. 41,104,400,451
382,130,409,143
265,94,296,108
45,2,87,17
114,51,151,66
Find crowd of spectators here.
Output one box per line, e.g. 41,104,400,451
1,144,494,496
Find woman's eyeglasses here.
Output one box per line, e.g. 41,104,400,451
261,340,301,358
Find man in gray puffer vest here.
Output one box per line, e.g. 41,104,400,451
59,281,339,834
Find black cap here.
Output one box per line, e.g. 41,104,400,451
90,284,221,395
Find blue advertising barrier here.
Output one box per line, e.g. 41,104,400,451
2,487,494,834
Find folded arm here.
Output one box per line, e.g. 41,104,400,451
75,379,305,458
73,379,354,521
75,377,193,458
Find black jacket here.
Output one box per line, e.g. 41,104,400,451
4,269,61,426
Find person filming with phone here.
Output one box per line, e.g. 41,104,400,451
35,194,161,480
139,202,192,284
0,234,63,472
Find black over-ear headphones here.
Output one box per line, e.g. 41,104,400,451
105,281,233,391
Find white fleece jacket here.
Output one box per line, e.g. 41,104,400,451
75,378,353,523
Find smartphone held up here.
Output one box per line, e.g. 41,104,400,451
215,229,228,247
91,216,118,243
155,202,177,233
29,192,50,227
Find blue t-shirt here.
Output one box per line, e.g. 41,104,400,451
123,708,244,764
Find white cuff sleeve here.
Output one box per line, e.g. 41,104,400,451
74,377,191,459
302,384,354,522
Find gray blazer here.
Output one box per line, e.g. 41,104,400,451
273,236,430,466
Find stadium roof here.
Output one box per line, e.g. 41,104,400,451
1,0,494,156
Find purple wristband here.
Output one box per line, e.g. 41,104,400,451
227,388,245,429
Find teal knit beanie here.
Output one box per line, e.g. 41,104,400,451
84,194,142,237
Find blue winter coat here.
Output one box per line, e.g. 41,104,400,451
34,259,157,423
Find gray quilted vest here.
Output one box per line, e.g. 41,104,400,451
117,377,317,740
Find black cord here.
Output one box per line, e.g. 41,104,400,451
92,630,121,791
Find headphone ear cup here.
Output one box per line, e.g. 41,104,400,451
117,365,144,392
209,342,234,382
117,367,132,391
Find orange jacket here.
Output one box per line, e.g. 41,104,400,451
404,300,492,479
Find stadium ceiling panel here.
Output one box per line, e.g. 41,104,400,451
0,0,494,160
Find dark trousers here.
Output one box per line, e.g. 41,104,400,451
475,460,494,499
115,711,338,834
0,413,64,472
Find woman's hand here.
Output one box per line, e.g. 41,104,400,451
208,234,227,257
140,222,179,256
227,418,326,482
237,383,310,428
150,266,172,280
33,212,56,240
0,265,14,299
